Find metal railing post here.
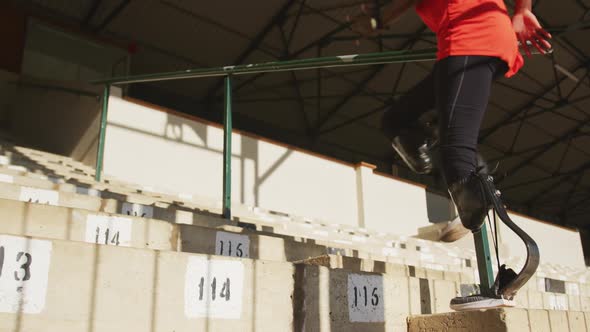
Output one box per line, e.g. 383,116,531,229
95,84,110,182
474,223,496,296
222,75,233,220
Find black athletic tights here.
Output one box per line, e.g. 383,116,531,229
381,55,507,185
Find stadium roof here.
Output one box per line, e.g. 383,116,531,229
12,0,590,229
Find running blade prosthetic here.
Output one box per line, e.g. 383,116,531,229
450,175,539,311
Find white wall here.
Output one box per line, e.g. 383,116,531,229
363,172,431,236
103,96,359,226
500,213,586,269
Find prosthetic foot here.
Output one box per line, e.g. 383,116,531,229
448,174,539,311
450,295,515,311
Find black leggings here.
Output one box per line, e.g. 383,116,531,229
381,56,507,184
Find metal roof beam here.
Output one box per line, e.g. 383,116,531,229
93,0,130,33
203,0,299,100
313,26,427,133
480,61,589,142
502,159,590,191
82,0,102,26
497,116,590,184
278,22,311,133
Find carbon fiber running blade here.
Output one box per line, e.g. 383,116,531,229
481,176,540,299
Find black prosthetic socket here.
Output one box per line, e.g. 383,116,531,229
448,173,491,232
447,151,502,232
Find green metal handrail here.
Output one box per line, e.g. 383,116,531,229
92,47,439,200
90,47,441,218
92,48,437,85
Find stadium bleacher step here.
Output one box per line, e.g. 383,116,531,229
0,233,294,332
408,308,589,332
293,263,462,331
296,254,471,283
1,143,589,331
0,177,476,272
0,197,337,262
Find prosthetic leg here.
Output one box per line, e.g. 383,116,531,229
448,173,540,311
384,114,539,309
390,121,437,174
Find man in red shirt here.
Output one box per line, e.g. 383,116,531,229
351,0,551,241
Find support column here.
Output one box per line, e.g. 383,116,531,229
474,223,496,296
95,84,110,182
355,162,376,229
222,75,233,220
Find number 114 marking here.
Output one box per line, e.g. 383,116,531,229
198,277,231,302
95,227,120,246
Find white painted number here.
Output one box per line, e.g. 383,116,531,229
0,174,14,184
85,215,132,247
184,257,244,319
19,187,59,205
0,235,52,313
215,232,249,258
121,203,154,218
347,274,385,322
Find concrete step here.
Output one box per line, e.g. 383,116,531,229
0,232,487,332
2,158,587,292
296,254,471,284
4,146,95,172
0,153,473,266
3,149,437,252
0,198,333,263
0,168,78,193
0,179,474,272
0,233,293,332
293,264,461,331
296,254,590,313
408,308,589,332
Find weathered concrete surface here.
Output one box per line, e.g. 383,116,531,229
295,254,468,284
0,180,238,229
0,169,477,269
0,198,177,250
294,264,415,331
0,198,331,262
0,234,294,332
179,224,329,262
408,308,590,332
0,181,469,271
409,309,522,332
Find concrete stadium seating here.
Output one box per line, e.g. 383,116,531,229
0,140,588,331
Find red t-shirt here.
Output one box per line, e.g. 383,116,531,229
416,0,523,77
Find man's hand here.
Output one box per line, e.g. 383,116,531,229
512,9,552,57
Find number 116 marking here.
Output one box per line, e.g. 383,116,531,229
352,286,379,307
